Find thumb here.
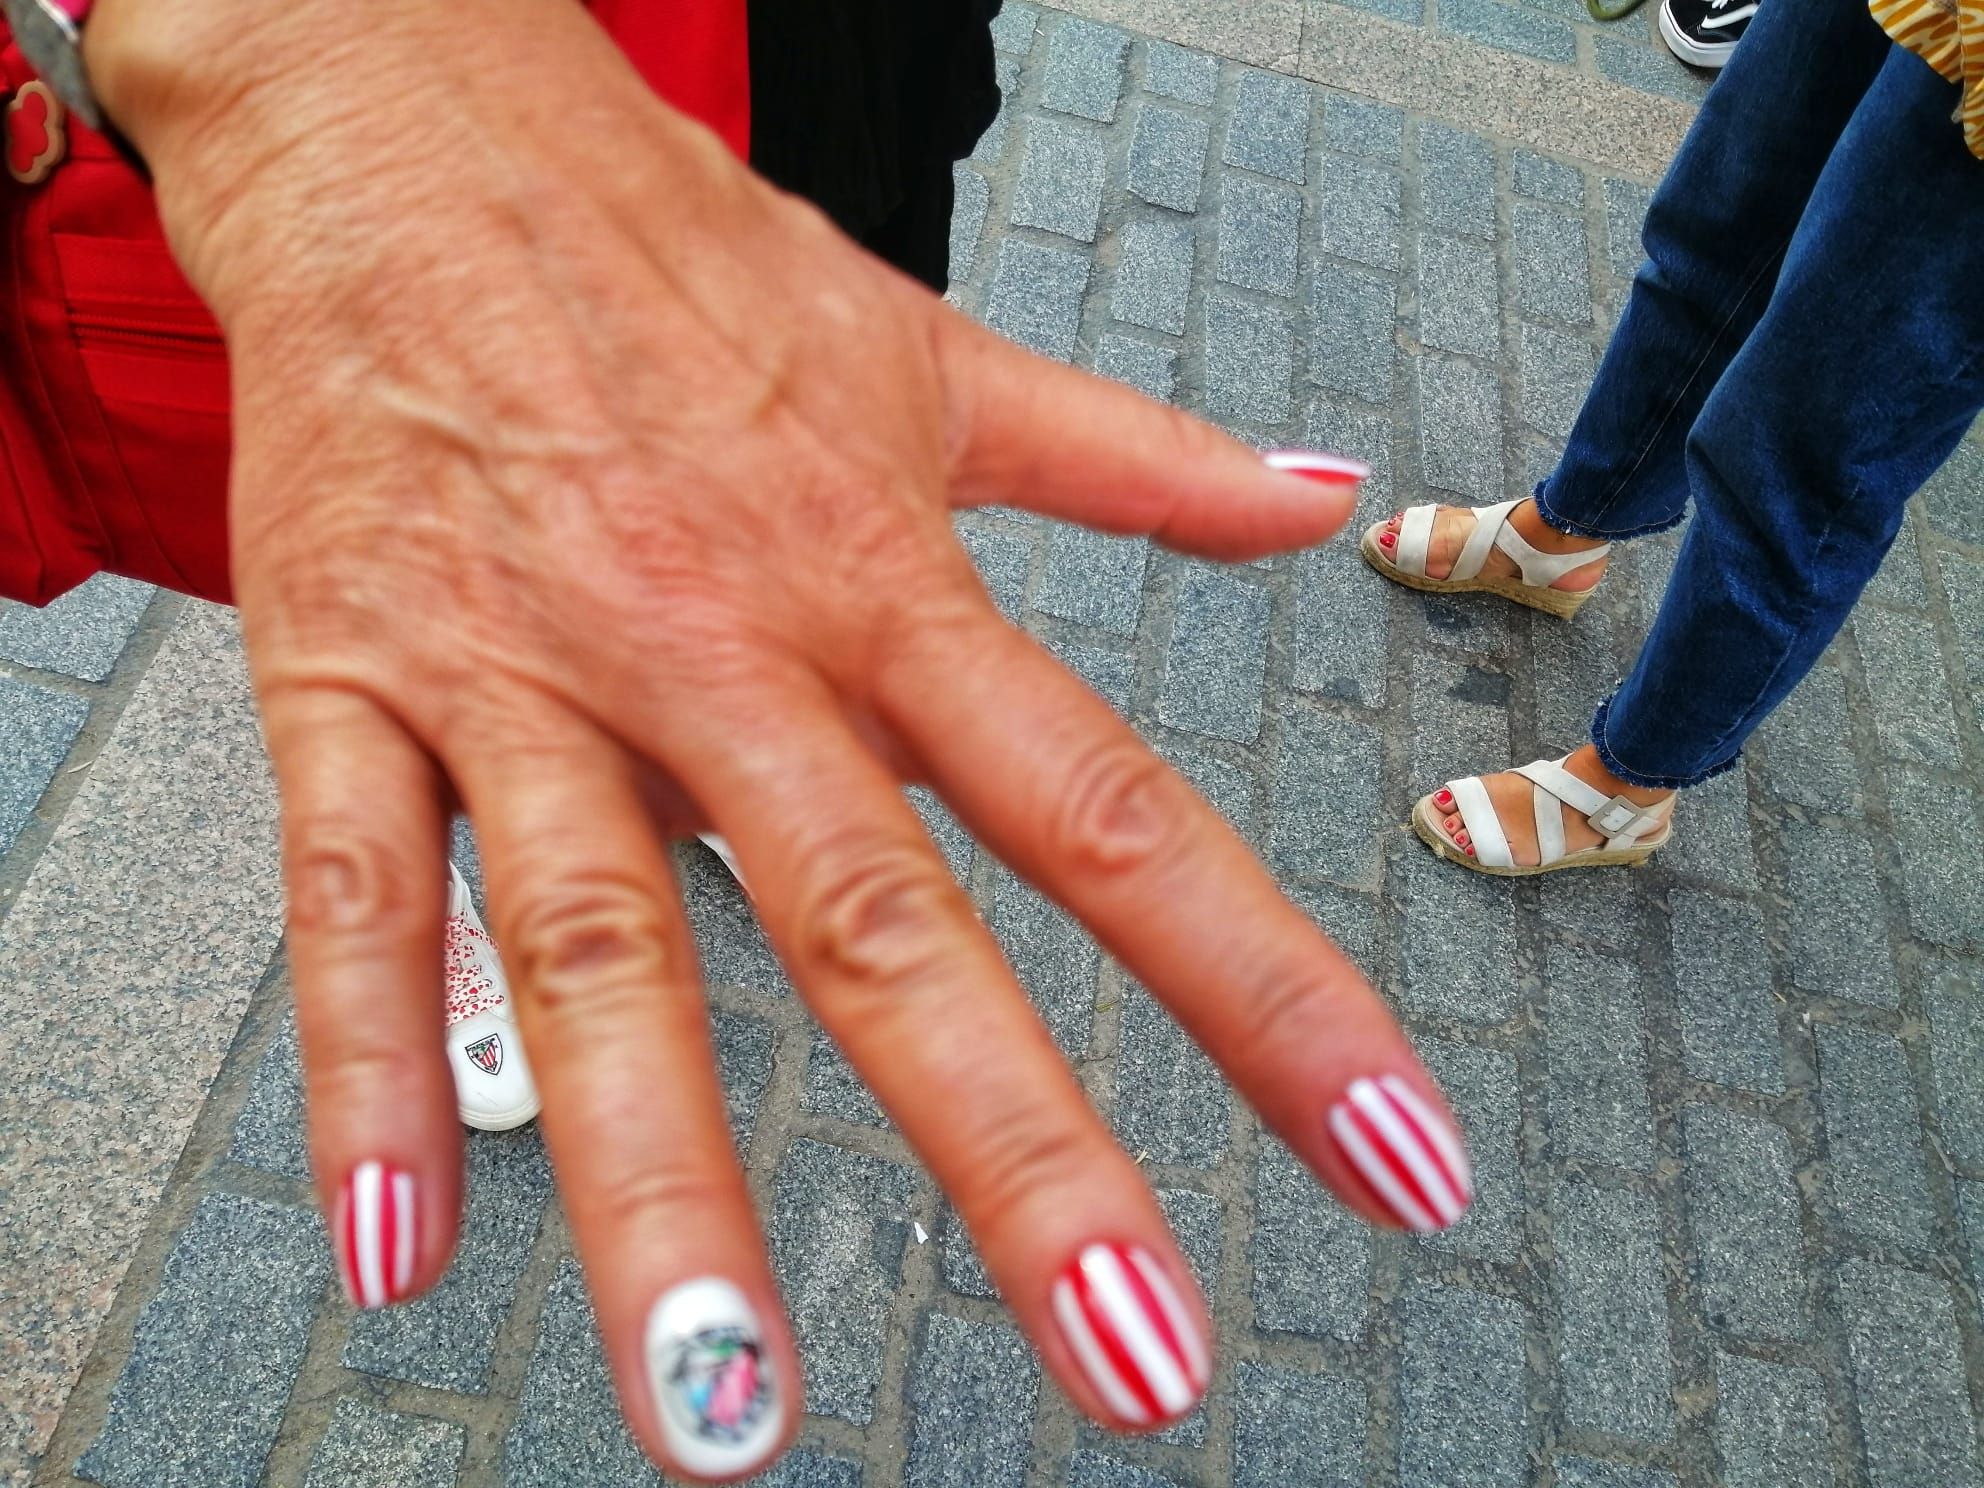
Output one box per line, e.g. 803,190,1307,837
935,311,1366,562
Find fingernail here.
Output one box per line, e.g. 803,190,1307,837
1051,1241,1209,1428
1326,1076,1473,1233
335,1161,418,1309
645,1277,782,1477
1263,450,1370,485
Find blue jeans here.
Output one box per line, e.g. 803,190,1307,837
1534,0,1984,789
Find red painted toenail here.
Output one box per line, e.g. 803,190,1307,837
1435,789,1453,808
1464,844,1476,857
1379,532,1396,549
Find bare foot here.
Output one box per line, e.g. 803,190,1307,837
1427,744,1674,866
1374,498,1609,593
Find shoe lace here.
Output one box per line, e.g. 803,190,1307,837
443,914,506,1027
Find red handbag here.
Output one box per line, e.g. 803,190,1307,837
0,1,748,607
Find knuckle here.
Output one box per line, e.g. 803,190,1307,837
285,827,427,938
505,874,686,1025
1230,958,1340,1082
586,1162,738,1243
964,1108,1100,1234
795,836,967,992
304,1037,436,1113
1053,742,1193,880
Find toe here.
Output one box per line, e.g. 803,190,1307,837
1433,787,1455,811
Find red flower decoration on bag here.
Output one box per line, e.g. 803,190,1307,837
7,81,66,185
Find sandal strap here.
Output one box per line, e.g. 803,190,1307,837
1395,505,1438,577
1532,780,1567,866
1494,521,1611,587
1449,499,1520,582
1446,775,1515,868
1513,756,1668,848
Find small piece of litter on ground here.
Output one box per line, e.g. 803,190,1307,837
913,1222,928,1244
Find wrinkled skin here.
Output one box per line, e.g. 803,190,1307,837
87,0,1465,1475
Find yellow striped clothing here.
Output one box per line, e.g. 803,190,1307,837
1870,0,1984,157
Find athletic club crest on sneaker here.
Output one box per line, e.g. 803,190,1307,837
463,1034,503,1076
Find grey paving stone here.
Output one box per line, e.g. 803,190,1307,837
1417,1037,1523,1262
1112,216,1196,335
1921,436,1984,547
1141,39,1218,106
1293,509,1391,707
990,1,1039,54
1159,1186,1224,1295
1203,293,1296,425
1680,1105,1808,1342
1286,880,1385,984
959,520,1032,620
1547,946,1655,1169
1836,1260,1983,1488
1603,178,1654,280
1041,17,1131,123
1091,335,1177,402
910,785,975,881
77,1195,328,1488
985,238,1091,362
1657,760,1758,893
993,869,1101,1057
1217,174,1304,294
1066,1450,1185,1488
1928,968,1984,1170
1397,1283,1528,1487
1395,843,1521,1022
504,1261,657,1487
1554,1181,1673,1441
941,1202,999,1302
1531,592,1617,748
952,166,991,286
0,673,87,855
1332,0,1425,21
1513,149,1583,207
1513,203,1594,325
1437,0,1576,62
1114,982,1230,1166
714,1007,776,1144
1232,1364,1364,1488
0,574,151,682
228,1009,309,1179
1156,739,1256,840
803,1030,889,1129
345,1127,553,1392
1039,525,1150,636
1853,605,1963,770
304,1400,463,1488
1306,395,1398,491
681,838,791,996
1520,323,1597,440
1937,552,1984,734
1416,352,1504,500
905,1314,1038,1488
1252,1135,1371,1341
1410,653,1512,789
1127,105,1211,212
1419,121,1498,240
1887,769,1984,949
770,1139,916,1425
1713,1352,1834,1488
1417,233,1500,359
1557,1461,1676,1488
1223,70,1312,183
1317,157,1403,271
1758,663,1862,814
1962,1181,1984,1318
1594,34,1710,103
1311,263,1398,403
1268,707,1386,889
1815,1023,1935,1250
1156,563,1273,742
1535,861,1644,953
973,64,1019,168
1322,93,1405,162
1779,819,1898,1008
1666,889,1785,1095
1013,118,1111,243
1048,634,1136,715
1863,509,1929,607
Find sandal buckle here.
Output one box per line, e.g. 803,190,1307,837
1589,795,1646,836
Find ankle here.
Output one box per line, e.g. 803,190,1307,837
1568,744,1674,806
1513,499,1609,557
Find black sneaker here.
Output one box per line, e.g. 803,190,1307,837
1658,0,1756,68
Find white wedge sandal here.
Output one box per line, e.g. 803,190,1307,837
1412,755,1675,876
1361,499,1610,619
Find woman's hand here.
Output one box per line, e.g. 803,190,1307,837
88,0,1472,1476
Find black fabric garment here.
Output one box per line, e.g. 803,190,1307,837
748,0,1002,289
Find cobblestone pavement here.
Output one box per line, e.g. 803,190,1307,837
7,4,1984,1486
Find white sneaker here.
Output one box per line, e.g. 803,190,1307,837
444,863,540,1131
698,833,749,893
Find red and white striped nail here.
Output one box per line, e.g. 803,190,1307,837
334,1161,418,1309
1262,450,1370,485
1326,1075,1473,1233
1051,1242,1210,1428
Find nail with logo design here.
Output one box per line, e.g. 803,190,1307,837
334,1160,418,1309
1326,1074,1474,1232
645,1277,783,1477
1051,1241,1210,1428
